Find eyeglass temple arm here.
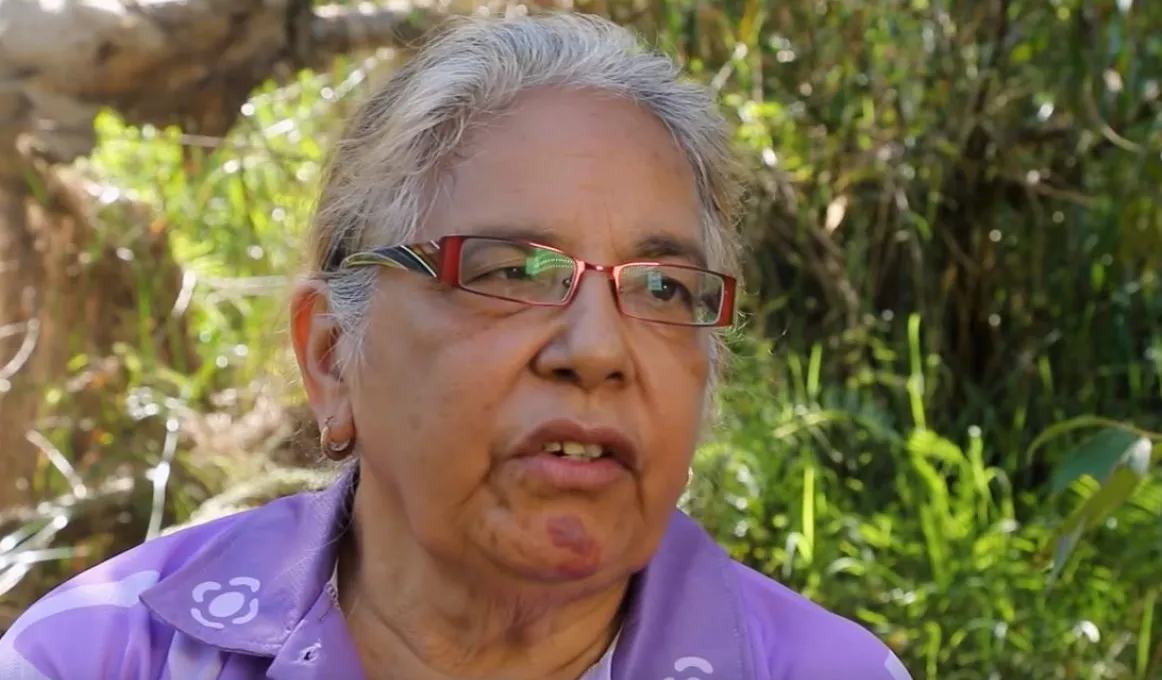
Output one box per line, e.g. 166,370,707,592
338,245,439,277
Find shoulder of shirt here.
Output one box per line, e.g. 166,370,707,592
0,499,290,679
728,561,914,680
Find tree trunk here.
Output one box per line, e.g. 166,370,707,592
0,171,40,510
0,0,447,511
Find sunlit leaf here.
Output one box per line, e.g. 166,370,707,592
1049,427,1147,493
1047,437,1153,579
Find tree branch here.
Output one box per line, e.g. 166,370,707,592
0,0,450,167
309,2,444,65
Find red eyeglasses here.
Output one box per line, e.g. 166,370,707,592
336,235,737,328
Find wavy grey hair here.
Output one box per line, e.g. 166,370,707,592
306,12,744,391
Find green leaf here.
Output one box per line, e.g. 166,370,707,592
1011,42,1033,65
1049,427,1145,493
1047,436,1153,579
1031,416,1136,453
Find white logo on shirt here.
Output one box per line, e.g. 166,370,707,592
663,656,714,680
189,577,261,630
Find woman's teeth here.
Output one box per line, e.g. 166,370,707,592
542,441,605,460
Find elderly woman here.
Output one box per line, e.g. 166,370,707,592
1,13,910,680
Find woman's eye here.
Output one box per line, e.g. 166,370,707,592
466,263,529,282
649,277,691,304
492,266,531,280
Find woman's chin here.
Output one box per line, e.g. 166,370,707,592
521,556,606,583
493,512,629,584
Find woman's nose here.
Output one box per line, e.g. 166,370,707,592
531,272,634,390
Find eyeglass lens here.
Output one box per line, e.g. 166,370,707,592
455,237,725,326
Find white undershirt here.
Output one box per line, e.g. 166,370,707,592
578,633,618,680
329,561,619,680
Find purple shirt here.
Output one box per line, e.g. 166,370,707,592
1,467,911,679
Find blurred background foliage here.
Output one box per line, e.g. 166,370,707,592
1,0,1160,678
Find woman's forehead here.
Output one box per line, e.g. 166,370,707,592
416,88,705,264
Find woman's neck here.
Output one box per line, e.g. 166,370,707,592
338,488,628,680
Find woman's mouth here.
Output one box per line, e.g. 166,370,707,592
541,440,610,461
504,419,640,490
511,451,628,490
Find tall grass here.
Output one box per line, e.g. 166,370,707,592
686,325,1160,679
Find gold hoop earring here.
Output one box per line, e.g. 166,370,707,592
319,417,355,461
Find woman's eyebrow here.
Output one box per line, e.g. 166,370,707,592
467,224,562,246
632,234,707,268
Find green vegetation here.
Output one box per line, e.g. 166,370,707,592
2,1,1160,678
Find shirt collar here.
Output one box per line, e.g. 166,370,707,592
611,511,756,679
140,464,356,656
140,466,754,676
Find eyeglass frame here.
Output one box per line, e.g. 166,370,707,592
330,234,738,328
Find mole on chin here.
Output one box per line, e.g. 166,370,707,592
544,515,601,561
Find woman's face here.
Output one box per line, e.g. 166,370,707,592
304,89,713,590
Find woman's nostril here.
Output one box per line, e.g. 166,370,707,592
551,367,580,384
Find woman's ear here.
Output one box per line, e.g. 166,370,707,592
290,280,353,426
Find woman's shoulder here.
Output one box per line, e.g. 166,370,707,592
0,507,266,679
727,560,912,679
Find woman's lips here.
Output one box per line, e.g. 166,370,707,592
510,418,641,471
507,452,629,491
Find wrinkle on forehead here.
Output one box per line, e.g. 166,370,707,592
418,88,705,265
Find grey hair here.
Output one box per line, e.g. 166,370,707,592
306,12,744,397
